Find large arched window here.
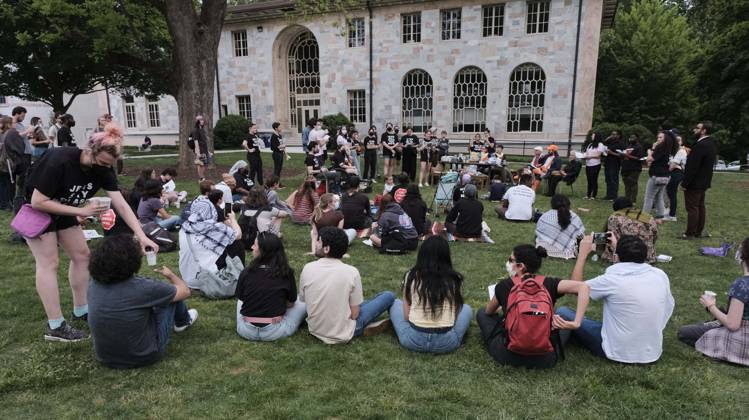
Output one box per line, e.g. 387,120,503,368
507,63,545,132
453,66,487,132
402,69,433,132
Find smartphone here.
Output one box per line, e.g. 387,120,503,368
224,203,231,219
593,232,610,245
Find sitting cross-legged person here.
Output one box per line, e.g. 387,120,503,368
535,194,586,259
235,232,307,342
477,244,590,369
445,184,491,242
340,176,373,233
557,234,674,364
369,193,419,253
677,237,749,367
300,227,395,344
88,235,198,369
389,236,472,354
496,173,536,222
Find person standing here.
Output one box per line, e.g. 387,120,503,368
381,123,398,179
418,129,434,187
270,122,285,180
301,119,314,152
582,132,606,200
400,127,418,182
191,115,210,182
242,123,264,186
29,117,52,160
0,116,18,210
664,135,688,222
620,134,645,204
681,121,717,239
603,130,625,200
56,114,76,147
47,114,62,147
363,126,378,182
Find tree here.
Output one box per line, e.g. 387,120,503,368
594,0,698,131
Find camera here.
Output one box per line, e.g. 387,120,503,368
593,232,611,245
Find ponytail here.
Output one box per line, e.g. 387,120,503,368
551,194,572,230
312,193,334,224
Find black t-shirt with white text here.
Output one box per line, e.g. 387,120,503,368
381,132,398,155
246,134,262,157
305,154,321,172
29,147,118,206
364,135,378,149
401,134,418,156
270,133,284,153
331,150,349,170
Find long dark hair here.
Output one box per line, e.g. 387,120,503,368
142,179,163,200
247,185,269,208
247,232,294,280
513,244,548,274
656,130,678,156
294,178,317,208
133,169,154,193
551,194,571,230
377,193,394,221
401,184,423,205
583,131,603,151
404,236,464,317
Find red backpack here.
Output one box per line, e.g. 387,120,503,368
504,274,555,355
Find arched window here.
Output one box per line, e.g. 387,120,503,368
453,66,487,132
507,63,545,132
402,69,433,132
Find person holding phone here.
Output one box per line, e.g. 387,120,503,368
24,123,159,342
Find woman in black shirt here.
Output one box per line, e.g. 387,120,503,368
236,231,306,341
477,245,590,369
401,184,430,237
381,124,398,179
25,124,159,342
400,127,418,182
270,122,285,179
242,123,264,186
363,126,379,181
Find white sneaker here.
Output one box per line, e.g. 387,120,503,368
362,239,373,247
174,309,198,332
419,183,423,187
425,183,430,187
174,200,181,209
177,191,188,202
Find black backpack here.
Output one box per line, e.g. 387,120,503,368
187,136,195,151
238,206,270,250
379,227,412,254
141,222,177,252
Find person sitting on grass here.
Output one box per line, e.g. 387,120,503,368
677,237,749,366
369,193,419,252
299,227,396,344
477,245,590,369
265,175,293,214
310,193,356,255
535,194,585,259
602,197,659,264
487,176,507,202
235,232,307,342
557,234,674,364
286,177,319,225
391,172,411,203
389,236,472,354
137,179,182,231
242,186,288,238
496,173,535,222
400,184,431,239
230,160,254,200
340,176,372,234
445,184,490,243
88,235,197,369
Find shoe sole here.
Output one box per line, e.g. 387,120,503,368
362,319,392,337
44,335,88,343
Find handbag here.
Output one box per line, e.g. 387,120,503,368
11,204,52,238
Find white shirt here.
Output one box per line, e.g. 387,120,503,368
502,185,535,221
585,143,607,167
587,263,675,363
670,147,687,170
214,183,233,204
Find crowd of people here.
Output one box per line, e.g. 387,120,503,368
3,108,746,372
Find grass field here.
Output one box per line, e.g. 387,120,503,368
0,152,747,419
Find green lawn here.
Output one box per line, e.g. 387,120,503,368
1,153,747,419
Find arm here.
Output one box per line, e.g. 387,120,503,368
157,207,172,219
553,281,591,329
349,305,360,320
154,266,191,302
30,189,105,218
109,191,159,252
224,211,242,237
484,296,500,315
337,218,344,229
702,296,745,331
445,204,459,224
571,234,594,281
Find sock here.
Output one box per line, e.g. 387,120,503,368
73,305,88,317
48,317,65,329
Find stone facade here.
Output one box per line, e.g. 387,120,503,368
219,0,608,147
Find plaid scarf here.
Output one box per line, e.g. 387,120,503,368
182,196,236,257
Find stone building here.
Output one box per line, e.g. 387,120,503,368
218,0,617,148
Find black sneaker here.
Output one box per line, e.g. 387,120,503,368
71,312,88,323
44,321,89,343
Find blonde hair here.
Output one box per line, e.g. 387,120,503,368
89,123,123,159
0,116,13,133
311,193,336,224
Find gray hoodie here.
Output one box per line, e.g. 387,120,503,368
377,203,418,240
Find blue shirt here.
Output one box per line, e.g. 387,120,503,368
728,276,749,320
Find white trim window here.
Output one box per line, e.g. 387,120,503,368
482,4,505,37
347,18,365,48
507,63,546,133
527,1,551,34
232,30,248,56
347,90,366,123
401,12,422,44
123,95,137,128
453,67,488,133
402,69,433,133
441,8,462,41
146,95,161,128
237,95,252,121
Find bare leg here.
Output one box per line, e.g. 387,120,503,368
196,163,205,180
57,226,90,308
26,232,62,320
370,234,382,248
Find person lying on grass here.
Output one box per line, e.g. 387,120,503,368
88,235,197,369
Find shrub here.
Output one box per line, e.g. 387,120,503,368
213,115,250,150
320,113,353,151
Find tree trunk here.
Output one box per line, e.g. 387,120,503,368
161,0,227,173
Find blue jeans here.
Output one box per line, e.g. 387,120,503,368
154,301,190,353
556,306,606,358
236,300,307,341
156,215,182,231
603,162,620,199
353,291,396,336
390,299,472,354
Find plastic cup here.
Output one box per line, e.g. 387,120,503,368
703,290,717,298
146,250,157,267
88,197,111,210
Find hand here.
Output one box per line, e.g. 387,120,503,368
138,235,159,254
606,232,618,253
578,234,594,257
552,315,580,330
154,265,176,279
699,295,716,309
78,201,109,218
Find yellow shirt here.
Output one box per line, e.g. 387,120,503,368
407,283,458,329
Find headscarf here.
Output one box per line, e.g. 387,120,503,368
229,160,248,176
